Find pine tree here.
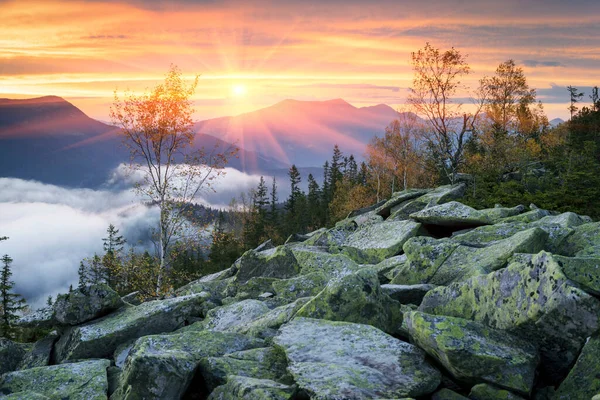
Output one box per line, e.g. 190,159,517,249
345,154,358,183
330,145,344,194
46,296,53,306
567,85,585,120
0,254,27,339
78,261,88,289
285,165,304,233
307,174,322,229
321,161,331,224
102,224,126,288
269,177,278,221
88,253,105,285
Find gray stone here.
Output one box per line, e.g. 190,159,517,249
18,331,59,370
409,201,493,228
0,338,28,375
208,376,295,400
381,284,436,305
53,283,124,325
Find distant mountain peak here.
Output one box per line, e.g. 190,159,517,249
0,95,67,105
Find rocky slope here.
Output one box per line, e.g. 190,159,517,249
2,184,600,399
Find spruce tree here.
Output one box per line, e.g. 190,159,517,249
102,224,126,288
307,174,322,228
78,261,88,289
285,165,304,233
567,85,585,120
0,254,27,339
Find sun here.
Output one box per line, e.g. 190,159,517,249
232,84,247,97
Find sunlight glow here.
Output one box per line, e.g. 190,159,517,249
232,84,247,97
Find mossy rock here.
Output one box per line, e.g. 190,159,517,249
235,246,301,284
555,334,600,399
290,246,362,278
469,383,526,399
207,376,296,400
0,359,110,400
342,219,422,262
112,330,264,400
237,297,312,339
17,331,59,370
381,284,436,305
375,189,431,219
559,222,600,256
0,338,28,375
272,272,329,302
420,251,600,381
273,317,441,399
373,254,407,282
189,299,270,333
478,205,526,223
15,306,55,330
431,388,469,399
295,268,403,334
388,184,466,221
409,201,493,228
53,283,125,326
175,276,231,300
54,293,208,363
451,223,527,247
552,255,600,295
391,237,459,285
499,209,552,224
303,225,355,247
227,277,280,300
405,311,538,394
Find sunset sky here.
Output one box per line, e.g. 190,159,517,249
1,0,600,121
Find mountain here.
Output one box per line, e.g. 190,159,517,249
195,98,400,167
0,97,287,187
550,118,564,127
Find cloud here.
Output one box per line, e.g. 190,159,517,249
0,165,268,310
522,60,565,68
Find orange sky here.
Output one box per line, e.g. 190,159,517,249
1,0,600,121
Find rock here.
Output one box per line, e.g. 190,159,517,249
192,299,270,333
0,359,110,399
552,255,600,295
431,388,469,399
388,184,466,221
451,222,526,247
207,376,295,400
0,338,28,375
375,189,431,218
54,293,208,363
237,297,312,339
53,283,125,325
381,284,436,305
303,225,355,247
254,239,276,252
113,330,264,399
272,272,329,302
500,209,552,223
342,219,422,262
295,268,403,334
420,251,600,380
0,391,50,399
273,317,441,399
258,292,274,299
121,292,142,305
469,383,526,400
404,311,538,394
390,237,459,285
351,211,384,227
199,346,291,392
373,254,407,282
15,306,55,329
18,331,59,370
175,276,231,299
554,334,600,399
227,277,279,300
559,221,600,256
291,246,362,278
235,247,300,284
479,205,526,223
409,201,493,228
284,232,310,244
107,365,122,397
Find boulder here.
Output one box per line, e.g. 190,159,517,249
237,297,312,339
342,219,422,262
54,293,208,362
291,246,362,278
373,254,407,282
420,251,600,380
191,299,270,333
555,334,600,399
112,330,264,399
0,338,28,375
295,268,403,334
273,317,441,399
53,283,124,325
451,222,526,247
175,276,231,299
553,255,600,295
479,205,526,223
390,237,458,285
15,306,55,329
404,311,538,394
199,346,291,392
272,272,329,302
0,359,110,400
235,247,301,284
388,184,466,221
381,284,436,305
207,376,295,400
303,225,355,247
18,331,59,370
469,383,526,400
431,388,469,399
375,189,431,219
499,209,552,223
227,277,279,300
559,221,600,256
409,201,493,228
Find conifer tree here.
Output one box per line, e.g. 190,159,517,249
307,174,322,229
0,254,27,339
77,261,88,289
102,224,126,288
567,85,585,120
285,165,305,233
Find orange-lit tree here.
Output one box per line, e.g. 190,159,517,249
110,65,236,294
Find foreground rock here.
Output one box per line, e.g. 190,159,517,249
409,201,493,228
0,339,28,375
554,334,600,399
405,311,538,394
0,359,110,399
273,318,441,399
54,283,125,325
55,293,207,362
208,376,295,400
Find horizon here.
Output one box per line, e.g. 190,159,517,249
2,0,600,121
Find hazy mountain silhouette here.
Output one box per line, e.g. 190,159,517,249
195,98,400,167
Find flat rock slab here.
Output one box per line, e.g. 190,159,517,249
207,376,295,400
0,359,110,400
388,184,465,221
193,299,270,332
409,201,492,228
273,317,441,399
405,311,538,394
420,251,600,381
54,293,207,362
343,220,422,262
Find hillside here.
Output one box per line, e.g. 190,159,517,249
2,183,600,398
195,98,401,167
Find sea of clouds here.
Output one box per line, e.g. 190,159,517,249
0,165,266,310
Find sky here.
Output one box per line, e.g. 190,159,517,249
1,0,600,121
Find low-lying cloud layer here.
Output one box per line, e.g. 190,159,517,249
0,165,265,310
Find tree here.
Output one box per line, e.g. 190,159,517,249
407,43,482,183
0,254,27,339
77,261,88,289
307,174,322,229
591,86,600,112
102,224,126,288
110,65,236,294
567,85,585,120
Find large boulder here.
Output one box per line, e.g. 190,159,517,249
273,318,441,399
554,334,600,399
552,255,600,295
0,338,28,375
388,184,466,221
295,268,403,334
54,293,208,363
390,237,459,285
291,246,362,278
18,331,59,370
0,359,110,400
112,330,264,399
409,201,493,228
381,284,436,305
237,297,312,339
235,247,301,284
469,383,526,400
342,220,422,262
191,299,270,333
420,251,600,380
375,189,431,219
404,311,538,394
53,283,124,325
15,306,55,330
208,376,296,400
559,221,600,256
478,204,526,223
272,272,329,303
